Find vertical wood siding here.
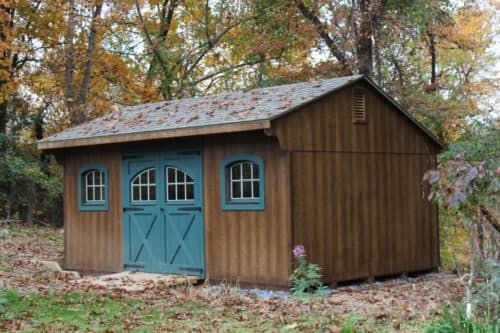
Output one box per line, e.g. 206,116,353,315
203,132,292,286
271,82,439,283
62,149,123,272
270,83,440,154
290,152,439,283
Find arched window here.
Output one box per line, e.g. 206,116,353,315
78,165,109,211
166,167,194,201
220,154,265,210
131,168,156,202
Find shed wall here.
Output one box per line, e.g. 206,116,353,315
61,148,123,272
203,132,292,286
271,82,439,283
290,152,438,283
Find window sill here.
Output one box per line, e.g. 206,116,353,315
221,200,264,211
79,204,109,212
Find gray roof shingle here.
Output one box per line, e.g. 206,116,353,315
42,75,363,143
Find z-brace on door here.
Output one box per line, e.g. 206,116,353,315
122,150,205,277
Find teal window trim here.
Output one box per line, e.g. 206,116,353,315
78,164,109,211
220,154,265,211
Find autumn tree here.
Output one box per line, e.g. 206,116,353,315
131,0,294,99
252,0,498,143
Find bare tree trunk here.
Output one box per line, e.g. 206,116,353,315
371,0,385,82
427,28,437,92
64,0,76,122
75,0,103,107
0,102,7,134
159,0,177,40
33,107,44,140
373,30,382,83
69,0,103,125
357,0,373,75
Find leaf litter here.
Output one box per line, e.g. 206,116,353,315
0,223,465,331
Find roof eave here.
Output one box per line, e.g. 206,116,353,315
37,119,271,151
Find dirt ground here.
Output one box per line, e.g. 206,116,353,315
0,223,465,329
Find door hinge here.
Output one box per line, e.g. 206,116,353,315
124,263,144,269
177,207,202,212
123,207,145,212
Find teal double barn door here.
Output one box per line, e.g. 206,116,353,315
122,149,205,277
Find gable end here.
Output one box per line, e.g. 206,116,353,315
268,82,442,154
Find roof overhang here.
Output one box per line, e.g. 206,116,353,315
38,119,271,150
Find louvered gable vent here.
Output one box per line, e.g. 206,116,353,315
352,88,366,123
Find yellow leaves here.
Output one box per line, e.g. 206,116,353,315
439,8,493,51
0,80,15,103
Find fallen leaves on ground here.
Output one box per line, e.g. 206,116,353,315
0,223,465,332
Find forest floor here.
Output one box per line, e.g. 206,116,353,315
0,223,465,332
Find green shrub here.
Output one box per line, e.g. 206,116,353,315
0,134,62,226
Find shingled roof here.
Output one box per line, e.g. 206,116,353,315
38,75,442,150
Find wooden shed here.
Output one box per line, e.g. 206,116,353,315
38,75,442,287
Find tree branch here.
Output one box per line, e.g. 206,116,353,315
135,0,170,79
192,59,263,86
296,1,351,74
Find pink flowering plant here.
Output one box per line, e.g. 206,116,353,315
289,245,327,297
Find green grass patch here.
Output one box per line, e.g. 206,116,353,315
0,289,346,332
0,288,440,332
0,289,145,332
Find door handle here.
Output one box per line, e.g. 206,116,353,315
177,207,202,212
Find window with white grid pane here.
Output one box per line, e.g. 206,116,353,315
131,168,156,202
166,167,194,201
229,162,260,200
220,154,265,211
78,165,109,211
83,169,105,203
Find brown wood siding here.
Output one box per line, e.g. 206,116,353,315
290,152,439,283
270,83,439,154
62,149,123,272
270,82,440,283
203,132,292,286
